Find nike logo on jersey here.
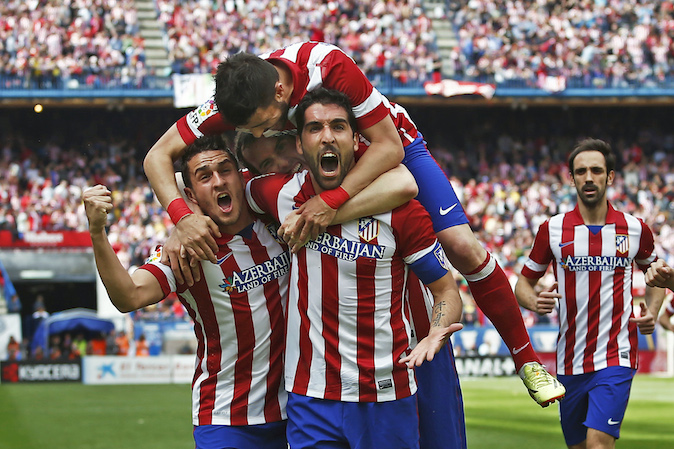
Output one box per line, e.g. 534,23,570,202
512,342,530,355
607,418,620,425
216,252,233,265
558,241,573,248
439,204,458,216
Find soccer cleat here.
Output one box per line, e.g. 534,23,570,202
518,362,566,407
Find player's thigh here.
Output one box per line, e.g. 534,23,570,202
193,421,287,449
286,393,347,449
416,342,466,449
585,367,635,440
558,372,592,446
343,395,420,449
402,135,468,234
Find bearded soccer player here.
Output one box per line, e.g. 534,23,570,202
144,41,563,405
245,88,463,448
515,138,666,449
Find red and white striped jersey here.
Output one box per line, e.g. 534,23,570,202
139,219,290,426
246,171,449,402
521,203,657,375
176,41,420,147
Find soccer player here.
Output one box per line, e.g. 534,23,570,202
514,138,666,449
235,130,467,449
84,139,290,449
144,42,563,405
246,88,464,448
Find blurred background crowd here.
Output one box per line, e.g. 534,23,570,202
1,0,672,88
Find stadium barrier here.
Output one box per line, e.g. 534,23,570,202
1,359,82,383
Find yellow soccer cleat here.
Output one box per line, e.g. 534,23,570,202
518,362,566,407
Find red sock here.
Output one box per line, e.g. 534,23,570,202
465,254,541,371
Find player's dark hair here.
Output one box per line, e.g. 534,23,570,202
567,138,616,174
180,135,235,189
214,53,279,126
295,88,358,137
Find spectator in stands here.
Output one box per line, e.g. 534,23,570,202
6,335,20,360
115,330,130,356
135,334,149,357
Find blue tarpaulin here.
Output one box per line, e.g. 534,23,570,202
31,308,114,353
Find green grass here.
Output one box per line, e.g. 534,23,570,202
1,375,673,448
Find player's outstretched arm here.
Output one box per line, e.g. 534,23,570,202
279,164,418,252
400,272,464,368
645,259,674,291
84,185,165,312
143,124,221,264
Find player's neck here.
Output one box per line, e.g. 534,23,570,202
220,210,255,237
578,199,608,225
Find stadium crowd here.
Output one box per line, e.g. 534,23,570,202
4,0,672,89
0,0,146,89
1,113,673,338
159,0,438,85
450,0,674,87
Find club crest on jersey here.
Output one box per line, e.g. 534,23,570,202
615,235,629,254
433,244,451,270
358,217,379,242
266,223,286,245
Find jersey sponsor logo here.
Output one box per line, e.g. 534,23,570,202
616,234,629,254
305,232,385,261
358,217,379,242
219,252,291,293
439,203,458,216
560,255,631,272
433,244,451,271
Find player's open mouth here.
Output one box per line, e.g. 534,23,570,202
320,152,339,176
217,193,232,213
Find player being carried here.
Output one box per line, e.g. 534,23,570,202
144,41,564,406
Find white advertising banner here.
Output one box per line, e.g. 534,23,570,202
83,355,194,385
172,73,215,108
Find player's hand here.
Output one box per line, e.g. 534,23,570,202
161,230,200,287
279,210,312,253
290,195,337,251
175,214,221,264
536,282,561,315
83,185,113,232
645,259,674,289
399,323,463,368
630,302,656,335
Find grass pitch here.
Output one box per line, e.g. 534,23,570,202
1,375,672,449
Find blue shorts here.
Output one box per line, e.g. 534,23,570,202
193,421,287,449
557,366,636,446
286,393,419,449
403,134,469,233
416,341,466,449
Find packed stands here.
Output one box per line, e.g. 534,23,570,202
449,0,674,88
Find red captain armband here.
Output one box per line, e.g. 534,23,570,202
319,186,351,210
167,197,193,225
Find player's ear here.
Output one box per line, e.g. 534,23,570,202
607,170,615,185
184,187,198,205
296,135,304,156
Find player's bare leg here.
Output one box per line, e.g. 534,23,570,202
437,223,565,406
